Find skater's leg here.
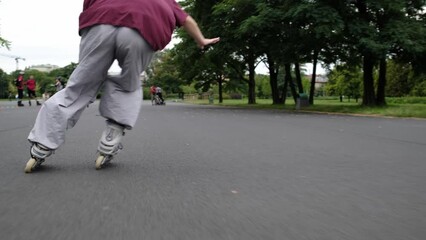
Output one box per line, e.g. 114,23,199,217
27,25,118,150
31,91,42,105
98,120,125,155
100,80,143,128
114,27,155,93
94,28,154,170
17,89,24,106
99,27,154,128
28,90,34,106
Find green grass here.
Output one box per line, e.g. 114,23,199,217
183,97,426,119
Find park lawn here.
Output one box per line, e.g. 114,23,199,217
184,98,426,119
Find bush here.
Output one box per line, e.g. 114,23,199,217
166,93,179,99
143,88,151,100
229,93,242,99
410,81,426,97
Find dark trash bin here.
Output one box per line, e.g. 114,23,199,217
296,93,309,110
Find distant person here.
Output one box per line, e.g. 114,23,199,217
8,91,13,101
155,86,164,104
55,78,64,92
15,71,25,107
150,85,156,103
26,75,42,106
24,0,220,173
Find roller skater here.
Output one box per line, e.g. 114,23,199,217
26,75,42,106
23,0,219,173
95,120,125,169
24,143,53,173
15,72,25,107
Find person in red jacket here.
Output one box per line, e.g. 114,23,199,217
25,0,220,173
15,72,25,107
26,75,42,106
150,85,156,104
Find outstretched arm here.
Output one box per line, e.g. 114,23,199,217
182,16,220,49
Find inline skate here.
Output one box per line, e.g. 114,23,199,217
25,143,53,173
95,121,125,170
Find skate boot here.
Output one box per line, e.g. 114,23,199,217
18,101,24,107
95,121,125,170
25,143,53,173
36,101,42,106
28,100,32,106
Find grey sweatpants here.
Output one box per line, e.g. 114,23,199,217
28,25,155,150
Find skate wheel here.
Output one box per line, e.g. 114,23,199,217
95,155,105,170
25,158,37,173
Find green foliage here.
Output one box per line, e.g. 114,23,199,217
410,78,426,97
256,74,271,99
0,36,11,50
0,69,12,98
386,60,426,97
386,60,414,97
386,97,426,104
326,65,362,99
181,83,198,94
48,62,77,82
146,50,185,93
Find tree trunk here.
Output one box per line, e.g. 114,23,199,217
356,0,377,106
285,64,298,104
282,70,289,105
362,53,376,106
376,57,387,106
294,62,304,94
270,70,281,104
267,54,281,104
218,74,223,103
309,49,318,105
247,55,256,104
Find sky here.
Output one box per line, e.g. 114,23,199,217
0,0,82,73
0,0,323,75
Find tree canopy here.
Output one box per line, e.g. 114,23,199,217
1,0,425,104
167,0,426,106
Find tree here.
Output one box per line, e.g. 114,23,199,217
0,37,11,50
147,50,185,94
341,0,426,106
0,69,12,98
48,62,78,82
326,65,362,101
173,0,232,103
154,0,426,105
211,0,267,104
386,60,413,97
256,74,271,99
284,0,345,105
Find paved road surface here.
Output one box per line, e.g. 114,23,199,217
1,100,425,240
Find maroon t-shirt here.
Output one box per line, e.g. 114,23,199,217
79,0,188,51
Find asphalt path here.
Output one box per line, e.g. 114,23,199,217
0,99,425,240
